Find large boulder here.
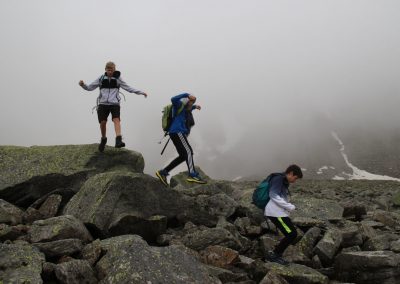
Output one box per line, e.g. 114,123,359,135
0,145,144,207
334,251,400,284
28,215,93,243
0,243,45,284
313,229,343,267
64,172,238,239
96,235,220,284
284,227,321,264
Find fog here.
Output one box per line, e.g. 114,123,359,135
1,1,399,179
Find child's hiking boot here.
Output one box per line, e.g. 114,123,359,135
99,137,107,152
186,173,207,184
156,170,169,187
115,135,125,148
264,251,289,266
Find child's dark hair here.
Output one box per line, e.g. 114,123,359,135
285,164,303,178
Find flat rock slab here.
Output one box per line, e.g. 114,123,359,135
291,197,344,221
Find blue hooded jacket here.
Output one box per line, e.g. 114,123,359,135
168,93,196,134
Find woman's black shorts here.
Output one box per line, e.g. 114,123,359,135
97,104,120,123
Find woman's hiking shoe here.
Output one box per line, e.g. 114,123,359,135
264,251,289,266
186,175,207,184
115,135,125,148
156,170,169,187
99,137,107,152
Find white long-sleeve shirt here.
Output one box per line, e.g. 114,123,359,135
81,74,145,105
264,174,295,217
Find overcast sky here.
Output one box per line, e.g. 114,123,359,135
1,1,400,179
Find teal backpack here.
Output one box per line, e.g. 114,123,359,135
252,174,276,209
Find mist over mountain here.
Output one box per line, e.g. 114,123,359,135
193,99,400,181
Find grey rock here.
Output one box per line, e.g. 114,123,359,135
96,234,220,284
0,199,23,225
64,172,237,238
390,239,400,253
181,227,243,251
362,233,399,251
0,224,28,242
259,235,277,253
234,217,261,237
283,227,321,265
292,217,326,228
340,226,363,248
29,215,93,243
157,233,174,245
296,227,321,258
23,207,45,224
33,238,83,258
108,213,167,242
291,197,344,222
265,262,329,284
200,245,240,269
373,210,399,228
341,202,367,219
0,243,45,284
259,271,289,284
38,194,62,218
206,265,248,283
217,218,253,253
392,191,400,207
80,239,102,266
313,229,343,267
170,167,212,188
55,259,97,284
334,251,400,284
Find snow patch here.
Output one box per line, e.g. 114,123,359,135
331,131,400,181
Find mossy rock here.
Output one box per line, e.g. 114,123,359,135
0,243,45,283
170,167,212,188
0,145,144,207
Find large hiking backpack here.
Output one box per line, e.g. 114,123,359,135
252,174,275,209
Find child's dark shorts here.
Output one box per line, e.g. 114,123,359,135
97,104,120,123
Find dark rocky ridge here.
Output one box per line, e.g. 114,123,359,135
0,145,400,283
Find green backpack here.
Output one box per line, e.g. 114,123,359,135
161,104,185,133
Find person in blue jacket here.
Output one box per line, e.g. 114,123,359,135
264,164,303,265
156,93,207,186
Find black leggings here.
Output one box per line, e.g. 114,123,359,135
164,133,195,175
268,216,298,255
